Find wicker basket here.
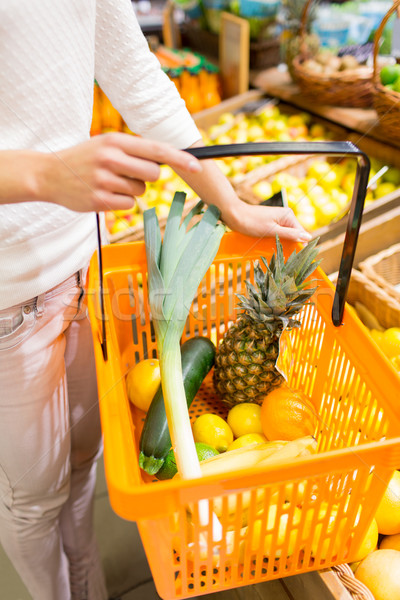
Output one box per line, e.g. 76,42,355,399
290,0,374,108
341,268,400,329
372,1,400,142
359,242,400,304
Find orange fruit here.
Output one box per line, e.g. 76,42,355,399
380,533,400,551
125,358,160,412
374,470,400,535
355,549,400,600
260,385,318,441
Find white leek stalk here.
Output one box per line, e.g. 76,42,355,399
144,192,225,538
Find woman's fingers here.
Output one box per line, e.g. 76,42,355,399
222,202,313,243
40,133,202,212
272,224,313,243
102,133,202,175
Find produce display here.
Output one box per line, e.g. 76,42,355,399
91,48,220,139
105,101,400,238
351,302,400,373
154,46,222,113
300,48,370,75
244,155,400,231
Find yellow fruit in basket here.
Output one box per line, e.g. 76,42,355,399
192,413,234,452
354,549,400,600
304,502,344,560
125,358,160,412
260,385,318,441
349,518,379,563
227,433,267,451
227,402,264,438
249,504,303,558
374,471,400,535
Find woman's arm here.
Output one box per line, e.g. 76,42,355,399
174,140,312,242
0,133,201,211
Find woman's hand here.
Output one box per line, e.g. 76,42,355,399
222,200,312,243
37,133,202,212
174,140,312,243
0,133,202,212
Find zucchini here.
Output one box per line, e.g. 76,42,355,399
138,336,216,475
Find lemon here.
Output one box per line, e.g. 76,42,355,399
227,433,267,451
350,518,379,563
125,358,160,412
110,219,131,235
381,328,400,359
227,403,263,438
374,182,397,199
156,442,219,480
380,532,400,551
374,470,400,535
192,414,234,452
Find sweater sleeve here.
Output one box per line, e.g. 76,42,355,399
94,0,201,149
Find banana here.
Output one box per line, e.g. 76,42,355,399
354,301,384,331
174,440,288,480
256,436,318,469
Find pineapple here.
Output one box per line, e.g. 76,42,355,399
213,236,320,406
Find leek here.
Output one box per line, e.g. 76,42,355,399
143,192,225,536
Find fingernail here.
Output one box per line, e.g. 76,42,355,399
188,160,202,173
297,231,312,242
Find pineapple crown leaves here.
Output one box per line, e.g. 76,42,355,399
236,235,321,330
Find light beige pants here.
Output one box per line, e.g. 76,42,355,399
0,271,107,600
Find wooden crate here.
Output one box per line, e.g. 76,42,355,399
210,569,353,600
318,203,400,277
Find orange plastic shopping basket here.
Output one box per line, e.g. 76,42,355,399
87,142,400,600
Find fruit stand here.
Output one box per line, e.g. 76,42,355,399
88,2,400,599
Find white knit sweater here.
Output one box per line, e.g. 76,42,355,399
0,0,201,310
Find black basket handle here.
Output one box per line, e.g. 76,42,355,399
97,140,370,360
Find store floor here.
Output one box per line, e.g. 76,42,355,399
0,457,338,600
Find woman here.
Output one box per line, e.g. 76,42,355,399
0,1,310,598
